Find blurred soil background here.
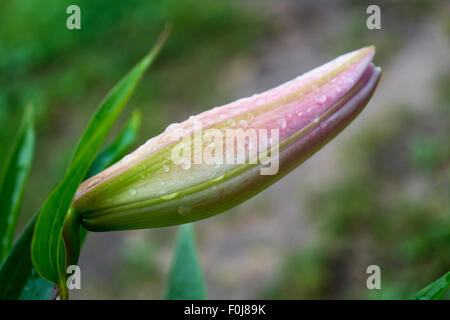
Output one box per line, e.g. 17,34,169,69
0,0,448,299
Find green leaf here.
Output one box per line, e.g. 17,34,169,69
85,110,142,180
81,110,142,244
165,224,206,300
0,111,143,300
0,214,53,300
0,105,34,262
31,28,170,299
411,271,450,300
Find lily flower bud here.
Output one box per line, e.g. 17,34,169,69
74,46,381,231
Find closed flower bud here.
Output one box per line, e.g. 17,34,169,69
73,46,381,231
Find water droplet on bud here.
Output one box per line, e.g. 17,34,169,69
278,118,287,129
256,98,266,106
227,119,235,126
177,205,191,216
165,123,179,132
180,159,191,170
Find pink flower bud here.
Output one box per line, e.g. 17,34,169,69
74,46,381,231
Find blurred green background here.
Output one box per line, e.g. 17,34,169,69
0,0,448,299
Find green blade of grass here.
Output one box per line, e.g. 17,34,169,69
411,271,450,300
31,27,170,299
85,109,142,180
165,224,206,300
0,214,53,300
0,110,144,299
0,105,35,262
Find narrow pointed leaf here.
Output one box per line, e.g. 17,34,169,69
30,28,169,299
411,271,450,300
81,110,142,244
85,110,142,180
0,105,34,262
165,224,206,300
0,110,143,299
0,214,53,300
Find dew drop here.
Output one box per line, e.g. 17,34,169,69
227,119,235,126
165,123,179,132
256,98,266,106
129,189,137,196
318,95,327,103
261,156,271,166
180,159,191,170
123,154,137,163
278,118,287,129
177,205,191,216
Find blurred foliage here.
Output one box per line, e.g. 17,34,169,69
165,224,206,300
329,0,443,63
266,72,450,299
